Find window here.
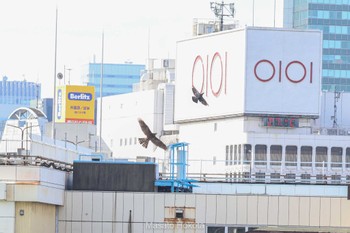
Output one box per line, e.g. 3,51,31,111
229,145,233,165
331,147,342,168
316,174,327,184
243,144,252,164
270,173,280,182
301,146,312,167
234,145,237,165
238,145,241,164
270,145,282,166
331,175,341,184
225,146,229,166
285,173,296,182
255,145,267,165
256,172,266,182
207,227,225,233
316,147,328,167
301,173,311,183
286,146,297,166
346,148,350,167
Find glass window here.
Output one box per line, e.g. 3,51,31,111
270,173,280,182
270,145,282,166
316,147,328,167
234,145,237,165
256,172,266,182
286,146,297,166
301,146,312,167
346,148,350,168
208,227,225,233
229,145,233,165
255,145,267,165
243,144,252,164
225,145,229,166
301,173,311,183
331,147,342,167
285,173,296,182
331,174,341,184
238,145,241,164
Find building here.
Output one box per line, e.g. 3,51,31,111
97,59,177,161
283,0,350,92
97,26,350,184
0,76,42,135
83,63,145,98
39,98,53,122
0,76,40,105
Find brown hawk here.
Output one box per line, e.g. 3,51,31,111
137,118,167,151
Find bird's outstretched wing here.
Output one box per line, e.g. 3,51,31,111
150,137,168,151
192,87,209,106
138,118,167,151
138,118,153,137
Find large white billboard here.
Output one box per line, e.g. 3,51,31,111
174,27,322,123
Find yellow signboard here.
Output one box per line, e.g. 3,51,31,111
55,85,95,124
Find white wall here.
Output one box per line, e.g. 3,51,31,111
98,89,167,160
0,201,15,233
175,27,322,123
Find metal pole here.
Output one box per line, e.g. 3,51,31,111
220,1,224,31
99,31,104,152
273,0,276,27
252,0,255,26
52,8,58,139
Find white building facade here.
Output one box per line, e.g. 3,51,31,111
100,27,350,183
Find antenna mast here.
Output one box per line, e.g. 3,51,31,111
332,88,341,128
210,1,235,31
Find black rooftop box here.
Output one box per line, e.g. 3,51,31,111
73,161,157,192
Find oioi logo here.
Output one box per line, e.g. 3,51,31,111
57,89,62,119
68,92,92,101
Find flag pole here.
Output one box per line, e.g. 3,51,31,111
99,31,104,152
52,7,58,139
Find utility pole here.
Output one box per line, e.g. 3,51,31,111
210,1,235,31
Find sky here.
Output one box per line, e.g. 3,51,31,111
0,0,282,98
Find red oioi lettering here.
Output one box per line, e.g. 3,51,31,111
192,52,227,97
254,59,313,83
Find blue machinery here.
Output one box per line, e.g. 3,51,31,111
155,142,198,192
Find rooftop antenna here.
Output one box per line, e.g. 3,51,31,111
331,88,341,128
210,1,235,31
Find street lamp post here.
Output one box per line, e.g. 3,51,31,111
64,136,87,150
8,124,39,150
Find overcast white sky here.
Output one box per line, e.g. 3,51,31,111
0,0,282,97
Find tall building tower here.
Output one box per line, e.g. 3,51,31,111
83,63,145,98
0,76,41,105
284,0,350,92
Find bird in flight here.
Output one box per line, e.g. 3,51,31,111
137,118,167,151
192,87,209,106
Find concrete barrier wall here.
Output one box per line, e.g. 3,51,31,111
58,191,350,233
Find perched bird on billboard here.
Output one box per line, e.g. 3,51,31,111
192,86,209,106
137,118,167,151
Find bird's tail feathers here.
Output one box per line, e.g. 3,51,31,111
192,96,198,103
138,138,149,148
